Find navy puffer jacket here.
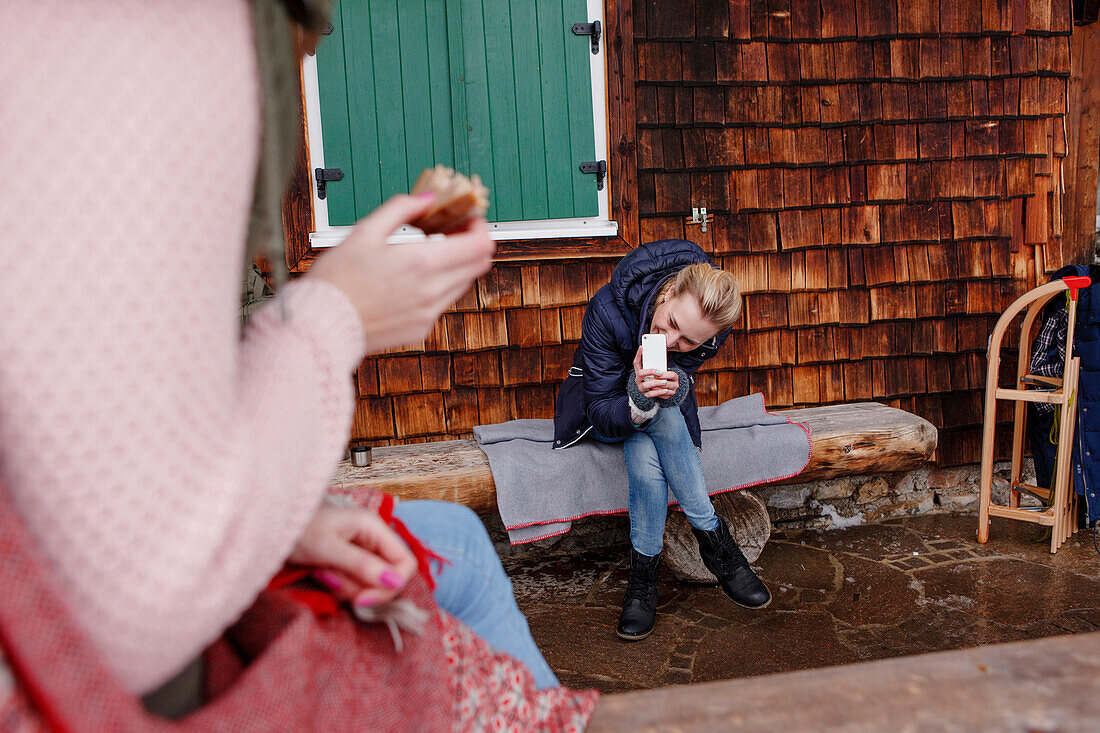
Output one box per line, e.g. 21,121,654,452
1053,264,1100,524
552,240,730,450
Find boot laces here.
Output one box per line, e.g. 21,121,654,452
624,558,658,604
624,575,651,604
712,530,749,571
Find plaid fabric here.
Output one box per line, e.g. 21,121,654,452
0,484,597,732
1029,307,1068,416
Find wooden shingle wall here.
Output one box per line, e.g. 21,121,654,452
337,0,1093,467
629,0,1086,465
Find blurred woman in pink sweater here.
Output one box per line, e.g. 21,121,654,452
0,1,595,728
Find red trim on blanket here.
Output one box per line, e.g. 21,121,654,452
505,392,814,545
507,526,574,544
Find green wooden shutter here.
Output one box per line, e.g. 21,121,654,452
315,0,600,227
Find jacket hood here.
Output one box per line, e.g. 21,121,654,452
607,239,713,338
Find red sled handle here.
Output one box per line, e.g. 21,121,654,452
1063,275,1092,301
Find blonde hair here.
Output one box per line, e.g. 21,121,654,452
659,263,742,331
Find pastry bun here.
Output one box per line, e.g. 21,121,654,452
408,165,490,234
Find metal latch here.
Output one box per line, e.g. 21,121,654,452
315,168,344,200
685,206,713,233
572,20,601,54
579,160,607,191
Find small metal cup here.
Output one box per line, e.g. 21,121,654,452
350,445,372,467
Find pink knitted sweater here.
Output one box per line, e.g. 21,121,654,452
0,2,365,694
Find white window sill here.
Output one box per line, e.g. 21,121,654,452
309,217,619,248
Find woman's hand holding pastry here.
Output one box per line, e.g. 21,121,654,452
307,194,495,353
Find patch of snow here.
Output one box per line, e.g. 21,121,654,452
923,593,976,610
815,501,865,530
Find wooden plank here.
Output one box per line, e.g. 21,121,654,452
821,208,843,245
378,355,423,394
476,387,509,425
357,359,380,398
539,307,562,344
443,388,479,434
606,0,639,247
420,354,451,392
500,347,542,386
368,0,414,201
351,396,395,441
531,0,572,218
507,0,548,220
559,304,585,341
743,292,789,330
282,106,314,273
315,3,359,226
842,204,880,245
898,0,938,35
765,42,800,82
452,350,501,388
819,0,856,38
1064,22,1100,267
729,0,751,39
504,308,542,348
696,0,730,38
393,392,446,438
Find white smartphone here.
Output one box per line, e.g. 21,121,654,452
641,333,667,373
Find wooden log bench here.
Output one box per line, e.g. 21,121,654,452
332,402,936,578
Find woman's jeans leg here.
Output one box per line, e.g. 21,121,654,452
624,408,720,555
618,430,668,556
392,500,559,689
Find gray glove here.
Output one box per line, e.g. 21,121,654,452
626,370,656,412
627,366,690,411
655,366,690,408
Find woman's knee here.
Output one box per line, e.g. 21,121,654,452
394,500,495,557
649,405,688,433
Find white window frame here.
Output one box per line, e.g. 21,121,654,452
303,0,617,248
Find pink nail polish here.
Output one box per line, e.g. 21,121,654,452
380,570,403,590
417,191,435,200
355,596,377,608
315,571,342,591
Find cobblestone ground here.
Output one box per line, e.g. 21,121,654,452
503,512,1100,694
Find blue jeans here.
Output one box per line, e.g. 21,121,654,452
595,407,720,556
392,500,559,689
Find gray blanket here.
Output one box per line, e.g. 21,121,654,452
473,393,812,544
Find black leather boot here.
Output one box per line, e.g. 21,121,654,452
691,516,771,609
616,549,661,640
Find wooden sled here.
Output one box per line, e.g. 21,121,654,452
977,275,1092,553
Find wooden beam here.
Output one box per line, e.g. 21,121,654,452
331,402,937,514
586,632,1100,732
1064,21,1100,265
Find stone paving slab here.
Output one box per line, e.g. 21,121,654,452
504,512,1100,693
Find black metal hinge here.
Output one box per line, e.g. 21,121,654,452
579,160,606,191
315,167,344,200
572,20,601,54
307,22,334,56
